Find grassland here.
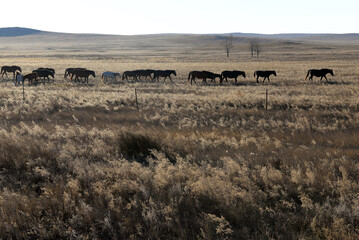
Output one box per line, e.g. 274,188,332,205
0,32,359,239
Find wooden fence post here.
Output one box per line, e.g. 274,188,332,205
135,88,139,110
22,81,25,101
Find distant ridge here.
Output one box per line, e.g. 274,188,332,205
0,27,358,44
0,27,43,37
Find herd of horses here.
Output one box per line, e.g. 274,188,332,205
0,65,335,86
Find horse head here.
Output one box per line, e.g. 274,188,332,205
171,70,177,76
329,69,334,76
242,71,246,78
90,71,96,78
272,71,277,76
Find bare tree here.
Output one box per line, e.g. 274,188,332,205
223,35,234,58
249,40,255,58
249,39,261,58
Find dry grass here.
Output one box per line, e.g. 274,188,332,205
0,34,359,239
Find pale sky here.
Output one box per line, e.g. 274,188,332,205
1,0,358,35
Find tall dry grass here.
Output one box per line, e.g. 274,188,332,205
0,47,359,239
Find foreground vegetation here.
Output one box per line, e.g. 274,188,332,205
0,34,359,239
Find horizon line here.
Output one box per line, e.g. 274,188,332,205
1,26,358,36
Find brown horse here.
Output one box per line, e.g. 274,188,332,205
254,70,277,83
122,70,140,81
37,67,55,74
152,70,177,82
188,71,222,85
64,68,86,80
70,69,95,83
305,68,334,82
1,65,22,79
32,69,55,82
136,69,155,80
23,72,38,85
221,70,246,83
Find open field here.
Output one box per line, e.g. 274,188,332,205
0,32,359,239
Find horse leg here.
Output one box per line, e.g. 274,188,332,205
191,77,196,85
169,76,173,83
256,77,259,83
324,75,328,82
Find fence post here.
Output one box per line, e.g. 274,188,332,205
22,81,25,101
135,88,139,110
265,89,268,111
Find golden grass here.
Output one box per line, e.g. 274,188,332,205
0,36,359,239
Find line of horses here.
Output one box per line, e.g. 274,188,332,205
1,65,335,86
121,69,177,82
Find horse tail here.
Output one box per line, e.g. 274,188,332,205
254,71,256,78
188,72,192,82
305,70,311,80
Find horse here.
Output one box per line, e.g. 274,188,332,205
32,69,55,83
152,70,176,82
122,70,139,81
14,71,24,86
23,72,38,85
221,70,246,83
64,68,86,80
136,69,154,80
254,70,277,83
70,69,95,84
305,68,334,82
188,71,222,85
209,72,223,84
1,65,22,79
101,71,121,83
37,67,55,74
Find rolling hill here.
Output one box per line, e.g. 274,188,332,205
0,27,358,61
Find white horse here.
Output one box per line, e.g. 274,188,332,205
14,71,24,86
101,71,121,83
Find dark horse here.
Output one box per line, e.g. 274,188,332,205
136,69,155,80
305,68,334,82
188,71,222,85
221,70,246,83
37,67,55,74
1,65,22,79
254,70,277,83
23,72,38,85
70,69,95,84
32,69,55,82
122,70,140,81
153,70,176,82
64,68,86,80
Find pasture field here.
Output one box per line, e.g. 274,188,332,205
0,34,359,239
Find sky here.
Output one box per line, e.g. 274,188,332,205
0,0,358,35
